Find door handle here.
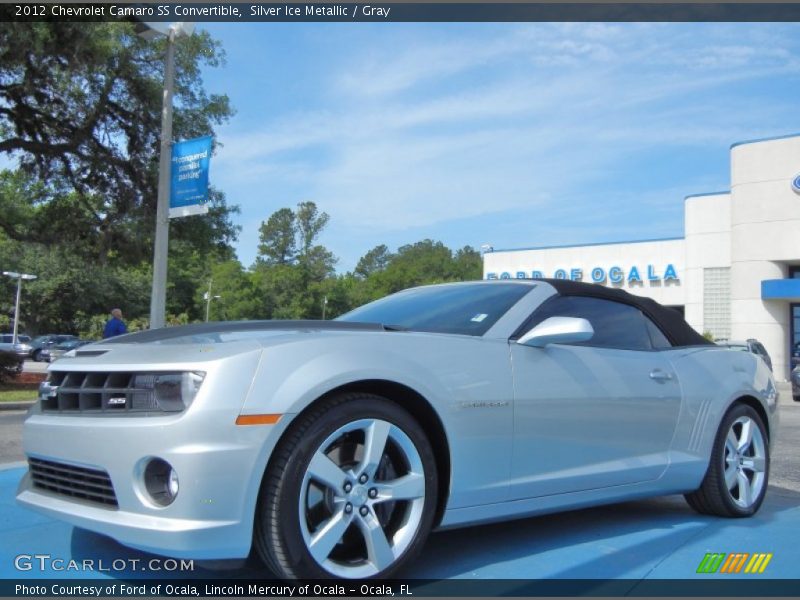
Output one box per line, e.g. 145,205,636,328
649,369,674,381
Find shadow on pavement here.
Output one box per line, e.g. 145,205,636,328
49,485,800,580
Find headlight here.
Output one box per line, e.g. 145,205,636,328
132,371,205,412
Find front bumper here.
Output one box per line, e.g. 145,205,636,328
17,470,243,558
16,354,290,560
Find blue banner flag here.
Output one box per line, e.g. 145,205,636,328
169,135,213,218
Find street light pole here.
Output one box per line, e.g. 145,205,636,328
149,27,177,330
203,279,221,322
3,271,37,343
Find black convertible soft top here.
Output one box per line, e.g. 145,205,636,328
541,279,712,347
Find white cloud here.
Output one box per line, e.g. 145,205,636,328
212,23,800,267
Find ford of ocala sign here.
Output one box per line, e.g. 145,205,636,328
486,264,679,283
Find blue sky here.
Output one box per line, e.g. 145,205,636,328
200,22,800,271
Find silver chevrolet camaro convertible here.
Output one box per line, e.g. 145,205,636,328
18,280,779,579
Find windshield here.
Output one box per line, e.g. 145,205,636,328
337,283,532,336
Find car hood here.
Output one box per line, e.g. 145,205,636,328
46,322,392,370
101,320,386,345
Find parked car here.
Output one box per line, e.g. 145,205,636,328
30,334,78,362
792,366,800,402
717,338,773,371
42,339,91,363
791,342,800,368
17,280,778,579
0,333,33,360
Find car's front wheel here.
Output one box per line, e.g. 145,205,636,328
685,403,769,517
255,393,438,579
32,349,41,362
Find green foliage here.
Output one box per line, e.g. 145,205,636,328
0,23,239,336
358,240,482,302
257,208,296,266
0,350,22,383
0,23,237,263
75,313,109,340
355,244,392,279
202,260,261,321
0,27,484,332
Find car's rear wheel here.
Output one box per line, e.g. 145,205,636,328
685,403,769,517
32,349,42,362
255,393,438,579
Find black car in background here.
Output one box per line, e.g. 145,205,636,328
30,334,77,362
792,366,800,402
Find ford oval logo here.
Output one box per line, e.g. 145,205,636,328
792,173,800,194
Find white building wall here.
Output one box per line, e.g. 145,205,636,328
482,132,800,381
730,136,800,381
483,239,686,307
683,192,731,337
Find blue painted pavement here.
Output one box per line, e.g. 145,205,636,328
1,467,798,581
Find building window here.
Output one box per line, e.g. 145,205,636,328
703,267,731,340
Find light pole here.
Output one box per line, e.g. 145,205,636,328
322,295,328,320
203,279,221,322
3,271,37,343
135,21,194,330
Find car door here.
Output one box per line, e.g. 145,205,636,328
508,295,682,500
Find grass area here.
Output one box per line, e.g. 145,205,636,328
0,383,38,403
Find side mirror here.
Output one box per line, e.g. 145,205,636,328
517,316,594,348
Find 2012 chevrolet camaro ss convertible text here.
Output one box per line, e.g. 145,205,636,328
17,280,779,579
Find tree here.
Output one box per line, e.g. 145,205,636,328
346,239,484,309
253,201,336,318
296,201,329,258
453,246,483,280
0,23,239,333
0,23,237,263
201,260,261,321
355,244,392,279
257,208,296,265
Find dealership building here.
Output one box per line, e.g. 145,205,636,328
483,133,800,381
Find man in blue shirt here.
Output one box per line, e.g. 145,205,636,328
103,308,127,338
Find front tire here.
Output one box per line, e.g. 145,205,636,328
685,403,769,517
32,349,42,362
255,393,438,579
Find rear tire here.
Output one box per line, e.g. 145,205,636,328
32,349,42,362
254,393,438,579
685,403,769,517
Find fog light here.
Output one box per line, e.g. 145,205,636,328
143,458,179,507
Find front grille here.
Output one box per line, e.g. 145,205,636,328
41,371,160,413
29,457,118,508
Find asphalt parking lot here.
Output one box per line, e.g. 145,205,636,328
0,399,798,584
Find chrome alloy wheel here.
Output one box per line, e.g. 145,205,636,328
298,418,426,578
723,415,767,509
